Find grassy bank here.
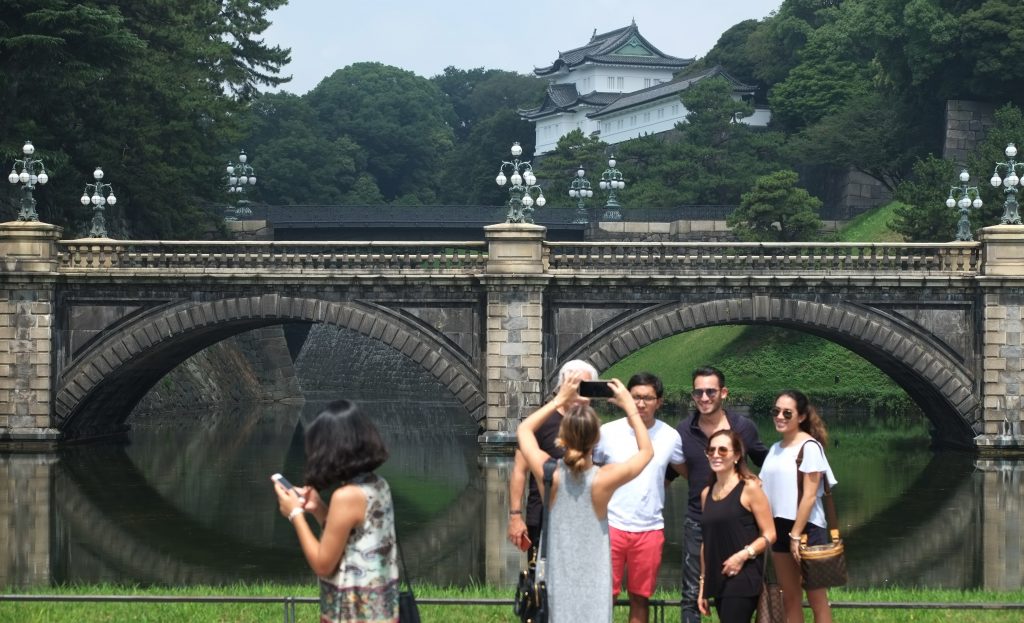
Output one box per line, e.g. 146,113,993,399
604,325,919,423
2,584,1022,622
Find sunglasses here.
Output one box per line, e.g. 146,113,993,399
691,388,719,399
705,445,732,457
771,407,796,420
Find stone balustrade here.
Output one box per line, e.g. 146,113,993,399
58,240,488,273
545,241,982,274
55,239,984,276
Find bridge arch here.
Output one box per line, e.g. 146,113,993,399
556,296,980,449
55,294,485,439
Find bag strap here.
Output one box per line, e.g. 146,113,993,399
795,440,841,541
538,458,557,561
397,535,414,595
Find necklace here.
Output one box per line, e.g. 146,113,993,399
711,475,740,501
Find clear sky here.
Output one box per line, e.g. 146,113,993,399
263,1,783,95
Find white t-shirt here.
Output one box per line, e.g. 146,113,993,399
593,418,684,532
760,439,838,529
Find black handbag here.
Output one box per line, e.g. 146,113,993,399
397,538,420,623
796,441,848,590
513,459,556,623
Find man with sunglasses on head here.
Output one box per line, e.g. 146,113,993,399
669,366,767,623
593,371,685,623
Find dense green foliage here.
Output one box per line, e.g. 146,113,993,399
728,169,823,241
3,584,1023,622
6,0,1024,235
0,0,290,237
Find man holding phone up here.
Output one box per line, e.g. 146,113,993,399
507,359,599,557
593,371,685,623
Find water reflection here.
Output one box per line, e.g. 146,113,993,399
2,403,1023,591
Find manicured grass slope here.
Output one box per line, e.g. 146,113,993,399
605,204,915,416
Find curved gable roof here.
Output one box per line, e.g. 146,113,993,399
535,21,692,76
587,66,755,119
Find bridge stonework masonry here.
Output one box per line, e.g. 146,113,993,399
2,220,1024,453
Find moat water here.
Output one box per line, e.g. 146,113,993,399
2,400,1022,591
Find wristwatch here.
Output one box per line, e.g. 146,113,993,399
509,510,522,515
744,545,756,559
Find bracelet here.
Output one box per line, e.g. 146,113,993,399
509,510,523,515
744,545,757,559
288,507,304,522
789,533,802,542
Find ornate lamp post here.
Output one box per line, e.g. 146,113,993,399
80,167,118,238
495,142,545,224
568,165,594,224
7,140,49,221
990,143,1024,225
946,169,982,241
225,149,256,221
598,155,625,221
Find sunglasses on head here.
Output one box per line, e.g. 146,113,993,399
691,388,719,399
705,445,732,457
771,407,796,420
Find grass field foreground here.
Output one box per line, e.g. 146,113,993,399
2,584,1023,622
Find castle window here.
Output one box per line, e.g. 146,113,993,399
644,78,652,88
608,77,615,89
617,77,624,90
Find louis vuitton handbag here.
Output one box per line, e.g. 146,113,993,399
755,550,784,623
796,441,848,589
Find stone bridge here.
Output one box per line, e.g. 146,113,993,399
1,220,1023,452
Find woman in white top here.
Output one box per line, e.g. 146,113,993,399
758,390,837,623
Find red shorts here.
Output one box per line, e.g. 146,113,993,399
609,526,664,598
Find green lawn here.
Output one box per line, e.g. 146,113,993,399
834,201,905,242
2,584,1022,622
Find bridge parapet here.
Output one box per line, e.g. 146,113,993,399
545,241,981,274
58,240,488,274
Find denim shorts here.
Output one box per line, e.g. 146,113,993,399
771,517,828,553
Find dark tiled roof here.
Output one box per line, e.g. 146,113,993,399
587,66,756,119
535,21,692,76
520,85,621,120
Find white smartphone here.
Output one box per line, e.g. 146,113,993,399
271,473,306,503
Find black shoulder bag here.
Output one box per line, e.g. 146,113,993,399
397,537,420,623
513,458,556,623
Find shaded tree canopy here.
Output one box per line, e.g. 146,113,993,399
0,0,291,237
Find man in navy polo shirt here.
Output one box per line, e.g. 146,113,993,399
670,366,767,623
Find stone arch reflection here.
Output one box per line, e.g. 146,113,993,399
48,402,487,585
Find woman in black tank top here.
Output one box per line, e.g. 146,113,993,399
698,430,776,623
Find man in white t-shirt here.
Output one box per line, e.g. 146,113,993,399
593,372,686,623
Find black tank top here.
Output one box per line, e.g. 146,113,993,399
701,479,764,598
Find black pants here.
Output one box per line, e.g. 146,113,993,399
715,594,758,623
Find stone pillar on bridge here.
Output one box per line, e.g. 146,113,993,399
0,453,56,587
479,223,548,448
977,224,1024,452
0,222,63,444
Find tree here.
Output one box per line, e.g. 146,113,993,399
238,93,371,205
307,63,455,203
727,170,823,241
966,104,1024,228
532,130,610,208
0,0,291,236
891,156,957,242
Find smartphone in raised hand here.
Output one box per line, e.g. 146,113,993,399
578,380,615,398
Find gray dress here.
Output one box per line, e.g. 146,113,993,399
547,461,612,623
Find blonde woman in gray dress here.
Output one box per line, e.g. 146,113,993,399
517,373,654,623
